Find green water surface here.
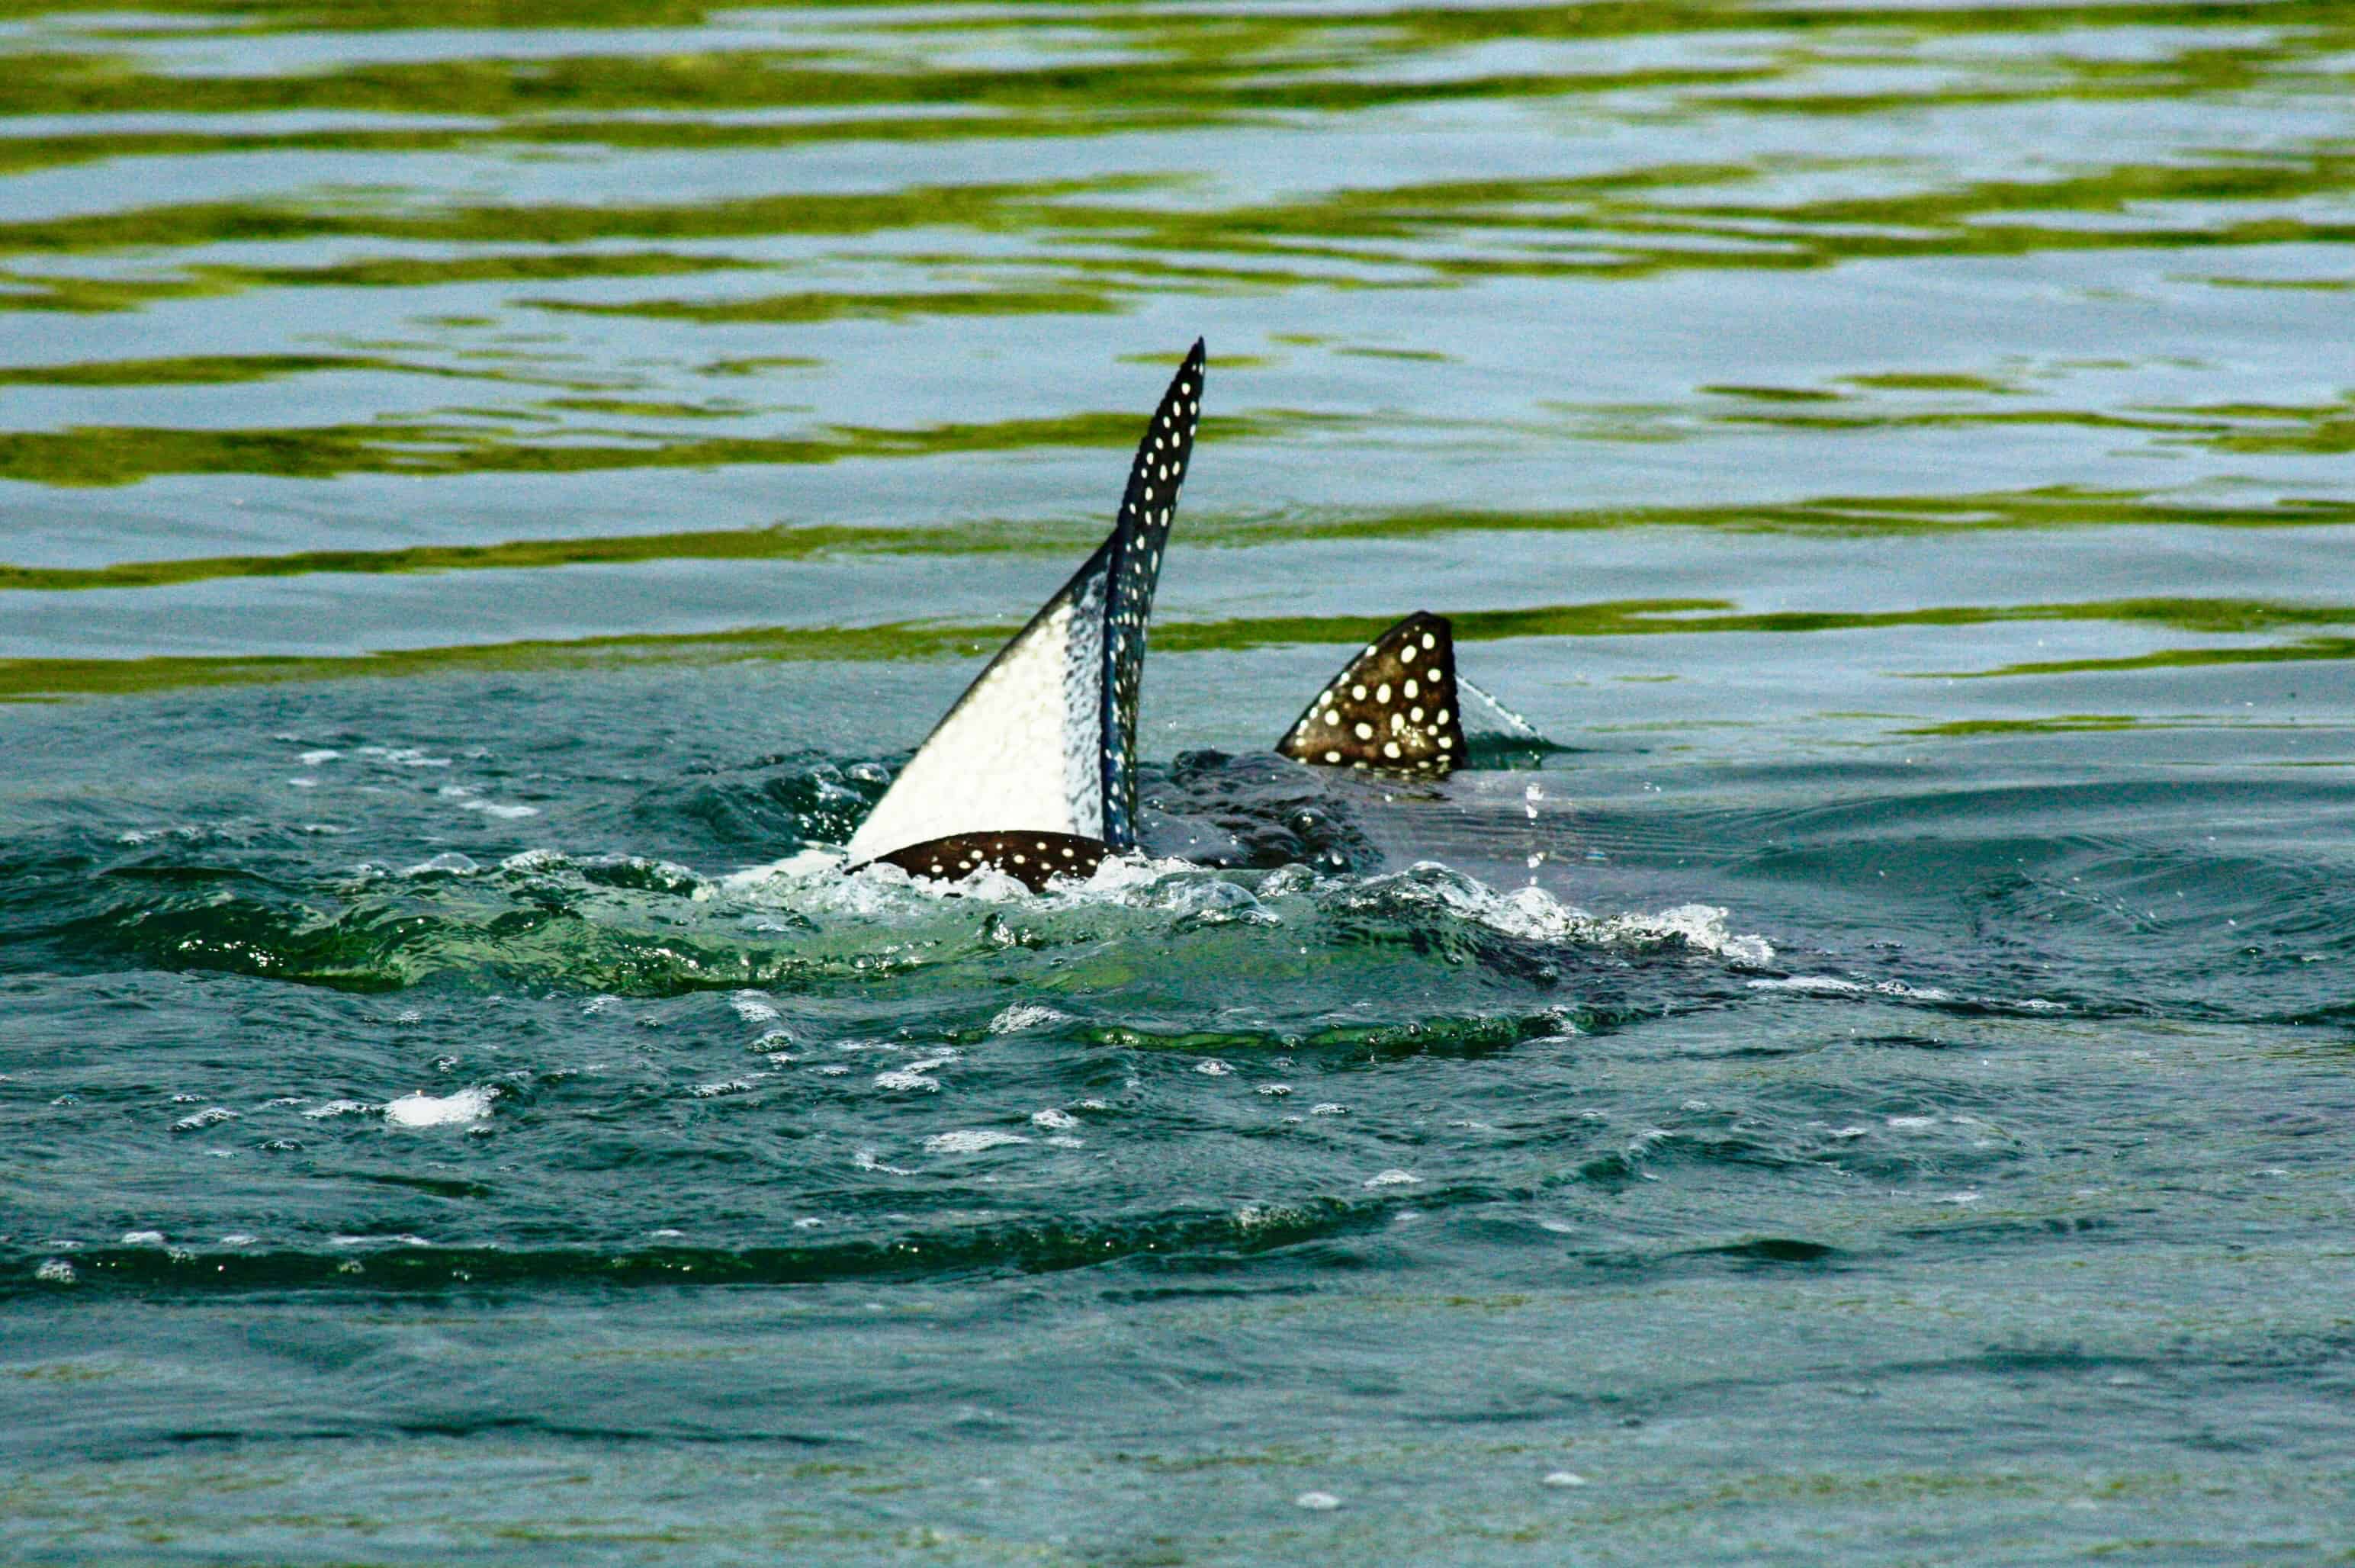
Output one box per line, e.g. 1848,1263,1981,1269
3,0,2353,1562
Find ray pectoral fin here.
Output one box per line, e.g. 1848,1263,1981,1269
1276,611,1466,774
863,831,1109,893
838,340,1206,872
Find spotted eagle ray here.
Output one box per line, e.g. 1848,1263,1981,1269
844,341,1204,889
844,342,1478,892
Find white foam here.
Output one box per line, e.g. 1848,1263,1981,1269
1030,1108,1078,1129
1364,1168,1421,1189
1345,866,1772,965
989,1003,1067,1035
718,848,848,892
120,1230,165,1246
1195,1059,1232,1077
923,1129,1030,1154
304,1099,374,1120
34,1259,74,1284
169,1107,238,1133
385,1088,494,1127
740,848,1042,912
1295,1492,1341,1512
874,1069,941,1093
1586,902,1772,966
731,992,781,1023
1074,851,1208,898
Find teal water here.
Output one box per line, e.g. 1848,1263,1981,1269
5,2,2355,1561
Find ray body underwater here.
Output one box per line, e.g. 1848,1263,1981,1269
5,2,2355,1563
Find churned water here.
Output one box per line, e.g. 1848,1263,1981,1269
4,2,2354,1562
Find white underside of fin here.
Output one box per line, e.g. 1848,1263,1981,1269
845,593,1106,863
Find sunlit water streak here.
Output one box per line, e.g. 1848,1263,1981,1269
4,1,2354,1561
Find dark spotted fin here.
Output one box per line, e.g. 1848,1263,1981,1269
843,341,1205,872
1097,336,1204,846
872,831,1109,893
1275,611,1466,773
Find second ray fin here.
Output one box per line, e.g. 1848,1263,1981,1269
1275,610,1465,774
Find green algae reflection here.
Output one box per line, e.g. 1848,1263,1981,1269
7,596,2355,702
